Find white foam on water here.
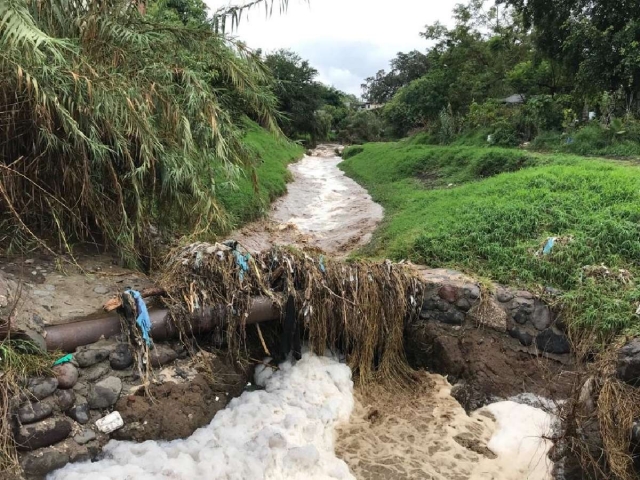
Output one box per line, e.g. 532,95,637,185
48,352,355,480
482,401,556,480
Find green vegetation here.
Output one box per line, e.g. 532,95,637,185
218,122,303,225
0,0,287,265
363,0,640,153
264,49,359,145
341,142,640,337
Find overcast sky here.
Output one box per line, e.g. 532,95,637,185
205,0,459,97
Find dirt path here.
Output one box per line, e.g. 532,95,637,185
234,144,383,257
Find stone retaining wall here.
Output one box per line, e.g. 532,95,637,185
13,339,247,479
406,268,574,410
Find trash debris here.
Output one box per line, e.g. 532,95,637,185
95,411,124,434
582,264,633,285
52,354,73,366
233,250,251,281
125,289,152,346
542,237,556,255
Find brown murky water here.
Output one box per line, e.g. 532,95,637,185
233,145,383,257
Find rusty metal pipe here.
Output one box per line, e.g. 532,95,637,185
44,297,281,352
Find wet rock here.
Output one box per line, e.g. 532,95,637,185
438,285,458,303
21,449,69,478
26,377,58,400
515,290,533,299
54,389,75,412
421,297,450,315
632,420,640,444
512,296,535,314
425,308,465,325
464,284,480,300
508,327,534,347
455,297,472,312
531,301,552,331
75,348,110,368
81,363,109,382
150,344,178,367
14,418,72,451
93,285,108,294
73,429,97,445
496,288,513,303
73,381,90,398
17,402,53,424
53,363,78,389
513,310,529,325
88,376,122,409
67,403,90,424
472,298,507,332
110,343,133,370
616,338,640,386
536,328,571,355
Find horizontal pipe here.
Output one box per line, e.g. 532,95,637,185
44,297,281,352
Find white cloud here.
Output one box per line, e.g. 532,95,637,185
206,0,460,95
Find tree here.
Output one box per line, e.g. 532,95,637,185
362,50,430,103
264,49,324,140
502,0,640,111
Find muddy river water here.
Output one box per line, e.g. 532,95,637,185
50,146,556,480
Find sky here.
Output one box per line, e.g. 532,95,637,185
205,0,460,97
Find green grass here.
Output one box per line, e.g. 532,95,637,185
218,121,304,227
340,142,640,337
529,127,640,158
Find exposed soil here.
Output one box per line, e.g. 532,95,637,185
406,321,576,411
1,250,153,328
113,354,248,442
233,145,383,257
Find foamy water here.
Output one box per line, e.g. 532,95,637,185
48,352,355,480
49,354,555,480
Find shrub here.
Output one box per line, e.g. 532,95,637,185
342,145,364,159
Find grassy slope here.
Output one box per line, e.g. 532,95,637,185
218,122,304,227
340,142,640,337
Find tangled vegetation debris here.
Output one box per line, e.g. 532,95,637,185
160,242,425,386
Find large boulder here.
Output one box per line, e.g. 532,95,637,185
17,402,53,424
26,377,58,400
67,403,90,425
75,348,110,368
150,344,178,368
14,418,72,451
617,338,640,386
110,344,133,370
21,449,70,478
88,376,122,409
535,328,571,355
52,363,78,389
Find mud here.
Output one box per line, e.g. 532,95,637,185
336,372,555,480
406,321,575,411
233,145,383,257
1,250,153,328
113,354,248,443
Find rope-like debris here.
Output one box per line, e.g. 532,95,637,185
159,242,425,386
